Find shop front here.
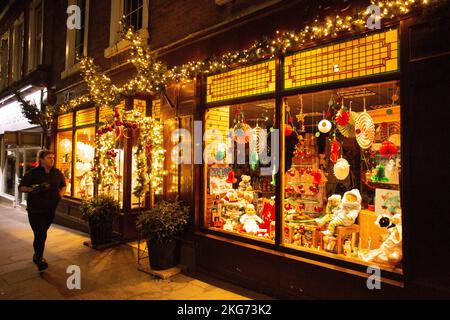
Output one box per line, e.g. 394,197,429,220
155,4,450,299
0,89,44,207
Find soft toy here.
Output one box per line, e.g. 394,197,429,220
240,204,263,234
360,213,402,266
243,186,254,203
259,198,275,230
238,175,252,192
222,189,238,203
321,189,361,236
315,194,342,227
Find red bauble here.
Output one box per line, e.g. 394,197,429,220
285,124,293,137
336,110,350,126
379,140,398,157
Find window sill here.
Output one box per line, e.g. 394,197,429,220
104,28,149,59
61,62,81,80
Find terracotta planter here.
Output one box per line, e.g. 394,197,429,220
89,220,113,246
147,239,178,270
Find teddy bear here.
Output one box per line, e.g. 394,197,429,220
321,189,361,236
222,189,238,203
315,194,342,227
238,175,252,192
240,204,263,234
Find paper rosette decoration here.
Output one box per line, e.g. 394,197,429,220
355,112,375,149
333,158,350,180
337,111,358,138
251,125,267,154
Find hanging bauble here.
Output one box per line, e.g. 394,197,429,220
226,170,237,184
336,109,350,126
249,151,259,171
233,122,252,144
285,124,293,137
379,140,398,158
318,119,332,133
330,138,340,164
333,158,350,180
355,111,375,149
337,111,357,138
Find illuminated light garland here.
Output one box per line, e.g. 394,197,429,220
93,108,166,203
60,0,444,114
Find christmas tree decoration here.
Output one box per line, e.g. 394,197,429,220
249,151,260,171
285,124,294,137
355,98,375,149
226,170,238,184
379,140,398,158
334,158,351,180
233,122,252,144
251,124,267,154
318,119,332,133
336,106,350,127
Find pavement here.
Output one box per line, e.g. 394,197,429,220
0,203,271,300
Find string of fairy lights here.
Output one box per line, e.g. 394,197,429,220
56,0,444,200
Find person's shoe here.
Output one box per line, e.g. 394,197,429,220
32,254,38,264
36,259,48,272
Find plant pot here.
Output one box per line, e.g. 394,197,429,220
89,220,113,247
147,239,178,270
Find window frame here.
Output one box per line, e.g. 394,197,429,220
105,0,149,59
12,14,24,82
28,0,44,73
62,0,90,79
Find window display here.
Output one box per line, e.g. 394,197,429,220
204,99,276,242
74,127,95,198
282,81,402,271
57,131,72,195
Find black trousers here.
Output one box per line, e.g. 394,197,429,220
27,209,55,260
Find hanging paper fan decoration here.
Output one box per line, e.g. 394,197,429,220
336,108,350,126
337,111,357,138
330,138,340,164
318,119,332,133
233,122,252,144
251,125,267,154
379,140,398,158
355,111,375,149
334,158,350,180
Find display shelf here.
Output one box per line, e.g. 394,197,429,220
367,181,400,190
287,181,317,186
285,198,321,204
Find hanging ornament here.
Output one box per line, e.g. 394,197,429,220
330,138,340,164
334,158,350,180
249,151,259,171
355,98,375,149
214,143,227,162
226,170,238,184
251,123,267,154
379,140,398,158
336,99,350,126
318,119,332,133
285,124,293,137
296,95,306,132
337,101,357,138
233,122,252,144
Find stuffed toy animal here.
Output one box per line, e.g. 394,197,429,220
240,204,263,234
315,194,342,227
321,189,361,236
360,212,402,266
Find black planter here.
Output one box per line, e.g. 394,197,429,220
147,239,178,270
89,220,113,247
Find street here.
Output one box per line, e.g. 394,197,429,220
0,203,270,300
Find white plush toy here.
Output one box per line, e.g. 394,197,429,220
240,204,263,234
361,213,402,266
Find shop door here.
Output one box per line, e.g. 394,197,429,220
17,148,40,206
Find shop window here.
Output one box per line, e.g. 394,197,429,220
57,113,73,130
99,101,125,123
76,107,96,126
74,127,95,198
28,0,44,72
151,99,161,120
282,80,402,272
284,29,399,90
204,99,277,242
57,131,73,196
123,0,144,31
206,60,276,103
133,99,146,115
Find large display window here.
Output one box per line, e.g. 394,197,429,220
74,127,95,198
56,131,73,195
281,80,402,271
203,99,277,242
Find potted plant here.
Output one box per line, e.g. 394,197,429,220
80,195,120,247
136,197,189,270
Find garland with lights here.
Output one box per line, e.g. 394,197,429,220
95,108,165,203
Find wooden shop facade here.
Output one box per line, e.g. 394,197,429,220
53,1,450,299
